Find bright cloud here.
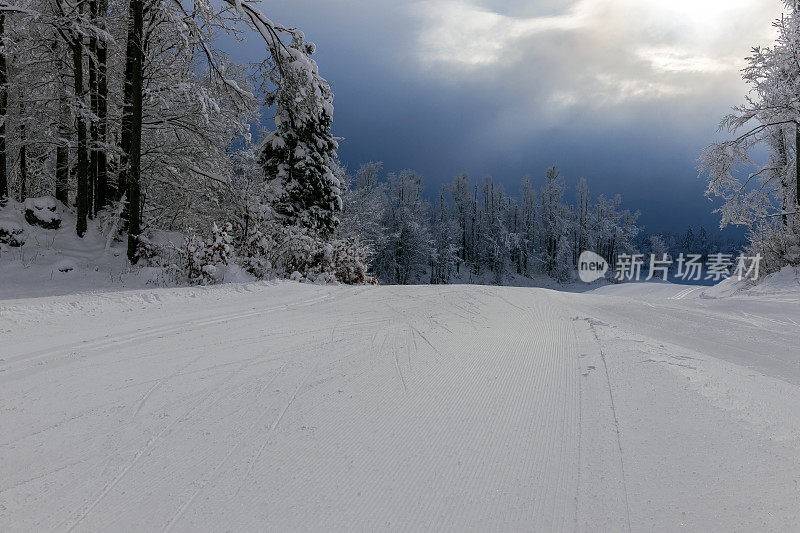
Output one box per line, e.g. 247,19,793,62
412,0,779,109
415,1,586,66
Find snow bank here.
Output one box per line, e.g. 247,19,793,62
0,218,25,247
702,265,800,299
23,196,62,229
0,201,156,300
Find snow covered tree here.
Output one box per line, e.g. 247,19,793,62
450,172,475,273
258,32,341,237
0,10,7,202
592,193,640,266
476,176,511,284
649,234,669,259
372,169,432,284
539,166,570,275
338,161,387,248
700,1,800,270
518,175,537,275
334,161,642,286
575,178,591,263
430,184,459,283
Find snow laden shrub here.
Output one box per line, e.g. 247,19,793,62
326,239,375,285
0,201,26,247
136,234,176,269
183,223,236,285
23,196,62,229
0,219,25,247
240,221,374,284
747,219,800,275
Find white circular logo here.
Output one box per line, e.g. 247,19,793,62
578,251,608,283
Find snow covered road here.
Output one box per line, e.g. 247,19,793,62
1,282,799,531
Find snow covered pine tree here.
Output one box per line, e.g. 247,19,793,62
259,32,342,237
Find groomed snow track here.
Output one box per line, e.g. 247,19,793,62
1,282,799,531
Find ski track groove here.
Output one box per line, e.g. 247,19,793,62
0,289,370,379
61,354,268,532
160,358,295,532
587,319,633,533
232,327,339,500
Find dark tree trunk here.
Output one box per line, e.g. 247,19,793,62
0,14,7,201
95,0,108,211
56,143,69,205
123,0,145,263
18,100,26,200
55,41,70,205
777,128,788,227
73,37,89,237
117,13,138,202
796,123,800,212
88,0,98,217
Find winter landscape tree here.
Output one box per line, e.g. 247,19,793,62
701,0,800,273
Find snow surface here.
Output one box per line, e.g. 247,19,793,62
0,203,186,300
1,277,799,531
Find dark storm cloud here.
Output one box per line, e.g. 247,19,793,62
228,0,783,233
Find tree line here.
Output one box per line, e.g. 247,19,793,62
338,163,640,284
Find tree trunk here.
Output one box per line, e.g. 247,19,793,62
55,41,70,205
18,100,26,200
777,128,788,227
123,0,145,263
0,14,7,201
88,0,98,217
95,0,108,211
796,123,800,212
73,37,89,237
117,13,138,203
56,142,69,205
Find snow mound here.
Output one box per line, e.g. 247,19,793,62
0,217,25,246
702,265,800,298
742,265,800,296
0,201,141,299
24,196,62,229
0,202,267,300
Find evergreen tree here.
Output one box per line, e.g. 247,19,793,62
259,34,342,236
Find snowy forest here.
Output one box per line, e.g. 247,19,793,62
1,0,798,288
339,164,641,284
0,0,645,286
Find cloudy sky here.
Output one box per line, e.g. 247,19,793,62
234,0,784,233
